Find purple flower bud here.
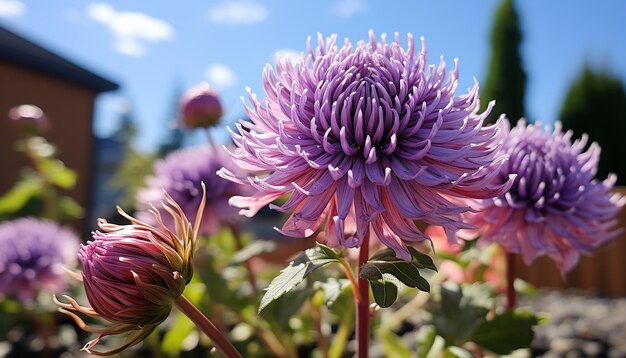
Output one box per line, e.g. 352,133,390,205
8,104,49,134
180,82,224,128
55,185,206,355
0,218,79,303
219,31,512,260
468,120,626,274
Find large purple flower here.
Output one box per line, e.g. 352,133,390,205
0,218,79,302
467,120,625,273
219,31,513,260
137,144,245,236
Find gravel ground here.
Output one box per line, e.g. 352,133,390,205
521,290,626,358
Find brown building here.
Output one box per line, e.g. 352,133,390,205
0,25,119,234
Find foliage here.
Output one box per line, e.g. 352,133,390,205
481,0,526,124
559,65,626,184
0,136,82,220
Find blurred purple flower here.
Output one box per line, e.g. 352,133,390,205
0,218,79,303
137,144,245,236
180,82,224,128
218,31,513,260
8,104,49,134
56,187,205,355
467,120,625,274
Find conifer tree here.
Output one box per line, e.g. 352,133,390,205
560,65,626,185
481,0,526,125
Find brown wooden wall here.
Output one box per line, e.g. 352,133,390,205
517,187,626,296
0,60,97,235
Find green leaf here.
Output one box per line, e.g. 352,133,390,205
361,247,434,292
444,346,474,358
258,243,341,313
231,239,277,265
381,331,412,358
40,158,77,189
370,273,399,308
314,278,351,307
407,247,438,271
416,326,445,358
56,196,84,219
432,283,493,346
470,309,539,354
161,312,196,355
0,177,42,215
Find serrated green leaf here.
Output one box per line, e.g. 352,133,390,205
381,330,412,358
370,273,399,308
258,243,341,313
470,309,539,354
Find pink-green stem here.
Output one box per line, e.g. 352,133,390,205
506,252,517,310
356,233,370,358
174,295,242,358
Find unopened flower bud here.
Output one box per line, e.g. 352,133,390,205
56,184,206,355
8,104,49,135
180,82,223,128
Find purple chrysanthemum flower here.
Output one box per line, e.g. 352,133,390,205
467,120,625,274
137,144,245,236
218,31,513,260
180,82,224,129
56,187,205,355
0,218,79,303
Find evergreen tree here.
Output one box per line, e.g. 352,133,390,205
559,65,626,185
158,82,186,157
481,0,526,124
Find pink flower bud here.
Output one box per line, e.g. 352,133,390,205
8,104,49,134
180,82,223,128
55,184,206,355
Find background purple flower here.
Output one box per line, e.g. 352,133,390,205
219,31,512,260
0,218,79,302
467,120,626,274
137,144,246,235
8,104,49,134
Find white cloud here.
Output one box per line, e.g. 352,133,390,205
333,0,366,17
206,63,237,89
208,0,268,25
273,48,303,64
86,3,174,57
0,0,25,17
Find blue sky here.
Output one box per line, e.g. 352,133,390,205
2,0,626,152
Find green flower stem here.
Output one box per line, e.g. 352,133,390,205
229,224,258,293
356,233,370,358
174,294,242,358
338,257,361,302
328,306,354,358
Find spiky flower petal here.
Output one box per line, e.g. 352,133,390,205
468,120,625,273
219,31,512,259
56,185,206,355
